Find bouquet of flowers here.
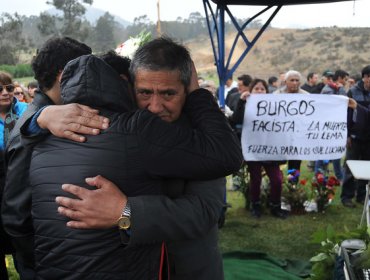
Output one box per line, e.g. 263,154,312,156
115,30,152,58
311,171,340,212
282,169,309,214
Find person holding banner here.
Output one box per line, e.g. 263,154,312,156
232,78,287,219
273,70,309,176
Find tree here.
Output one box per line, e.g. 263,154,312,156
38,0,93,40
0,13,26,64
187,12,205,26
91,12,116,53
125,15,155,39
133,15,152,27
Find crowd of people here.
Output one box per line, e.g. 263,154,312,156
199,66,369,217
0,34,369,280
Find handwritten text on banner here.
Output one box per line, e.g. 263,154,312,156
241,94,348,161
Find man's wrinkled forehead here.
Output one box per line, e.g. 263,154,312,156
135,69,183,86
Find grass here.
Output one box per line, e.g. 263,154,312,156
219,190,362,260
5,161,364,278
219,161,363,262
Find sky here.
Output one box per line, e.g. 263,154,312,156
2,0,369,28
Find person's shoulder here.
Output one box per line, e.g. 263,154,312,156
320,84,332,94
14,99,28,116
115,110,159,133
299,88,310,94
301,83,309,91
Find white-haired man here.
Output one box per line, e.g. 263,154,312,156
273,70,309,94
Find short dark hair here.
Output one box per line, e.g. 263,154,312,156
268,76,278,85
99,51,131,84
0,71,13,85
333,69,349,81
307,72,316,81
32,37,91,92
361,65,370,77
27,81,38,89
237,74,253,87
130,37,192,88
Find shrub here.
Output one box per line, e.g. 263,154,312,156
0,64,33,78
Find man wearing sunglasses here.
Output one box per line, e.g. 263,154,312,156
0,71,28,280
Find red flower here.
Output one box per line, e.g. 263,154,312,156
317,173,325,184
327,176,340,187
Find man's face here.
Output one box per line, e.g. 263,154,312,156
28,87,36,98
237,80,249,93
225,78,233,87
363,74,370,91
322,76,332,85
285,75,301,93
310,74,319,85
338,75,349,86
135,70,186,123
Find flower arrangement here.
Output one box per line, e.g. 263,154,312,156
311,171,340,212
115,30,152,58
282,169,309,214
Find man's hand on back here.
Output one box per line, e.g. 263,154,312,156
56,175,127,229
38,104,110,142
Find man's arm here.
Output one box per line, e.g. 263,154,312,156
132,89,242,180
129,178,225,244
56,176,224,243
21,104,109,143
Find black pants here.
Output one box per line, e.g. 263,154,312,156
341,139,370,202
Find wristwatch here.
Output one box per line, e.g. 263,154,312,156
117,201,131,230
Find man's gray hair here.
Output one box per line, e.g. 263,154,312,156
285,70,302,81
130,37,192,88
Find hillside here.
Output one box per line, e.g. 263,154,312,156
188,27,370,81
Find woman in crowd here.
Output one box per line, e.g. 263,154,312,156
232,78,287,219
0,71,28,280
13,83,31,103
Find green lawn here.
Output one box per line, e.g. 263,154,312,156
219,159,364,278
5,161,365,279
220,188,362,261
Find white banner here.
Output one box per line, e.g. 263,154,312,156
241,94,348,161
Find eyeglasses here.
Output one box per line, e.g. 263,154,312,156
14,91,24,96
0,84,15,93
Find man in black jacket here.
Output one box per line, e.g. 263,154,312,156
33,38,233,279
341,65,370,208
1,37,92,279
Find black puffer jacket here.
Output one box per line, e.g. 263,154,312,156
2,92,54,277
30,55,242,279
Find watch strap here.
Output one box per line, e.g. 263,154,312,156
122,201,131,217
